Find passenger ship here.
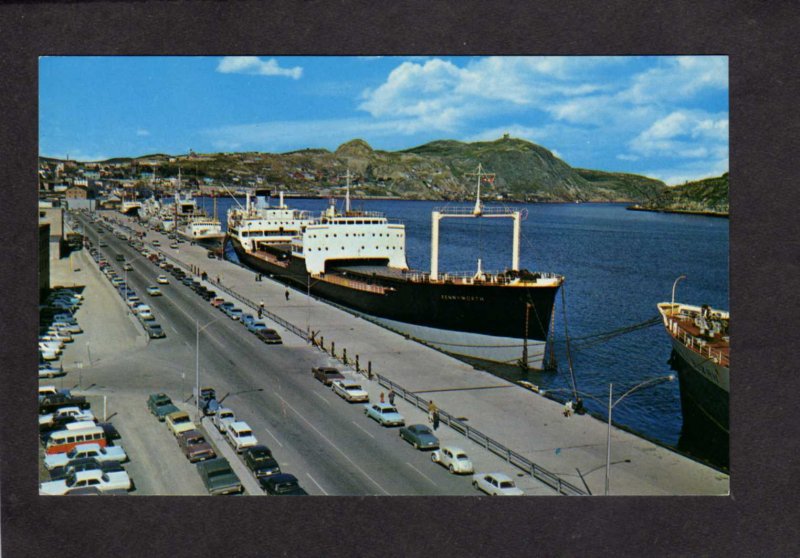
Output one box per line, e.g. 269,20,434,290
657,294,730,435
227,168,564,370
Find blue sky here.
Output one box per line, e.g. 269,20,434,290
40,56,728,185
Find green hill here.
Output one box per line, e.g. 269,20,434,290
632,173,728,216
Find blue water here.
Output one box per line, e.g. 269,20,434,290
195,196,729,460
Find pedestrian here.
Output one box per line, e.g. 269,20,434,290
380,391,385,403
285,288,290,301
428,400,437,423
433,409,440,431
388,388,395,405
563,400,573,417
216,275,220,283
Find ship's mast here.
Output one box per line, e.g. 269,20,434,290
339,168,352,213
465,163,495,216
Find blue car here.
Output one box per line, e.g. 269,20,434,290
219,302,234,315
247,321,268,333
364,402,405,427
228,308,243,321
399,424,440,450
241,314,255,328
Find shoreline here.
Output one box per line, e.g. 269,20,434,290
626,205,729,219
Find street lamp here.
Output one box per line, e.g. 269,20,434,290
604,375,674,495
542,374,675,496
195,315,224,420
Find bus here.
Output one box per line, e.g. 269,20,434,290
45,424,106,455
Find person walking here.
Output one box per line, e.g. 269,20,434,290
380,392,385,404
428,400,437,424
388,388,395,405
432,409,440,431
285,288,290,301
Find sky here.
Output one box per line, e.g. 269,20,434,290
40,56,728,185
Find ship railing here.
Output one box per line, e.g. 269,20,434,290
670,321,730,367
404,270,562,285
376,375,587,496
432,205,519,216
322,273,390,295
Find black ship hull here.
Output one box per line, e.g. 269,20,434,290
230,237,560,369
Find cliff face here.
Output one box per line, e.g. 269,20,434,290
55,136,679,202
635,173,729,215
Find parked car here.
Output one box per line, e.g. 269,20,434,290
241,314,255,328
260,473,308,496
39,406,95,429
431,446,474,474
243,445,281,479
44,443,127,470
40,469,132,495
194,386,218,416
226,421,258,453
228,308,243,321
122,263,133,271
156,274,169,284
364,402,405,427
139,309,156,321
39,364,65,379
399,424,440,450
246,320,268,334
48,457,125,481
146,286,162,296
145,323,165,339
147,393,180,421
213,408,236,433
219,301,234,314
39,393,89,415
472,472,525,496
178,430,216,463
312,367,344,386
165,411,196,437
331,379,369,403
196,457,242,495
211,297,226,308
256,329,282,344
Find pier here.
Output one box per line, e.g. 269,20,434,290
106,211,728,495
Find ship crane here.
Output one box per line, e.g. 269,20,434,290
430,164,523,281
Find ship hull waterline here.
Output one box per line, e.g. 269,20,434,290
229,236,559,370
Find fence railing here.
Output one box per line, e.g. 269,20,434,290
376,374,587,496
151,245,309,341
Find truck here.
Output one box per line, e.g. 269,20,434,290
196,457,243,495
147,393,180,421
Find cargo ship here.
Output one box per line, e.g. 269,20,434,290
227,167,564,370
657,293,730,436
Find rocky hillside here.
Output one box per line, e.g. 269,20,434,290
81,136,673,202
630,173,729,216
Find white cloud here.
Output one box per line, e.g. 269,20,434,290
216,56,302,79
622,56,727,104
136,129,150,137
630,110,728,158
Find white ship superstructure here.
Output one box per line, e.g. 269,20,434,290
227,190,316,251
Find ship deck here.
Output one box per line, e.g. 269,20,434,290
667,314,730,368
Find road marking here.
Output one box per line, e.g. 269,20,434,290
171,325,179,334
313,392,331,405
262,426,284,448
275,394,390,495
406,462,436,485
306,473,328,495
351,421,375,439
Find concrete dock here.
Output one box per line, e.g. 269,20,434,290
104,212,729,495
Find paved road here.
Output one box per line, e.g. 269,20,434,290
71,212,547,496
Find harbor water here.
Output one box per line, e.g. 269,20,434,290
195,196,730,469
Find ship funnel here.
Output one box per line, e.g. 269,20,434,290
254,188,271,210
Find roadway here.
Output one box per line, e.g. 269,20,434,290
73,212,529,496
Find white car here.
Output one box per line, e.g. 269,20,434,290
472,472,525,496
146,286,162,296
44,443,128,470
39,364,64,378
51,321,82,334
132,303,151,315
39,337,64,351
226,421,258,452
39,406,95,427
46,329,74,343
431,446,474,474
213,408,236,434
331,379,369,403
40,469,132,495
156,275,169,284
166,411,196,437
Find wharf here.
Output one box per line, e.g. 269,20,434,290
110,212,729,495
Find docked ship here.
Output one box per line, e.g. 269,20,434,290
657,290,730,436
227,167,564,370
176,194,225,249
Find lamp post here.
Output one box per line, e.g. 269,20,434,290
195,315,224,420
542,374,675,496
